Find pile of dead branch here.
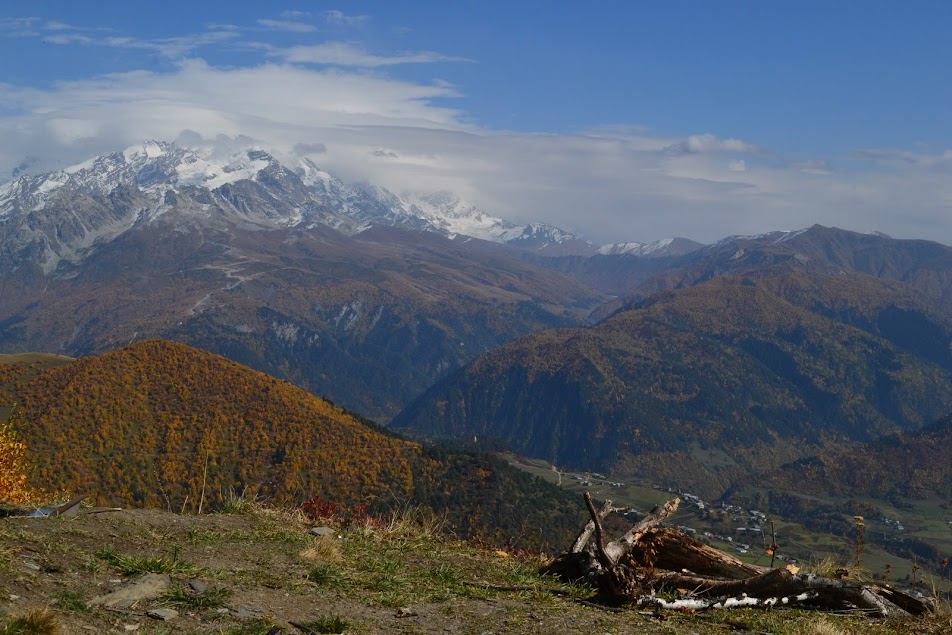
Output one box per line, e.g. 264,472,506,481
544,493,934,617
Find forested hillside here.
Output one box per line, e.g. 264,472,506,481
393,275,952,498
0,340,585,548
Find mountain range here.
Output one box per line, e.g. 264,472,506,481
5,140,952,499
0,141,706,419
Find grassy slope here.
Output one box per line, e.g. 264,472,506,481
1,505,949,634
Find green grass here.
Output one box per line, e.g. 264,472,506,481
218,488,261,515
296,615,350,633
307,563,353,589
221,620,281,635
304,518,583,610
95,547,192,575
161,584,232,609
51,591,90,613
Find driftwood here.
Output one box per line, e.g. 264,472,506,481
546,492,934,617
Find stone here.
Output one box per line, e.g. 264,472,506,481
187,578,208,594
230,607,262,619
309,526,335,537
146,608,179,621
89,573,171,608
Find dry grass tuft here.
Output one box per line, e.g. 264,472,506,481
300,535,343,564
792,616,846,635
2,608,62,635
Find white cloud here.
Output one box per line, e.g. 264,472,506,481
256,19,317,33
274,42,470,67
323,10,369,27
281,11,312,20
7,18,238,58
0,17,40,36
664,133,761,156
0,60,949,246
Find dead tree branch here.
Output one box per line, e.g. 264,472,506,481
545,493,934,618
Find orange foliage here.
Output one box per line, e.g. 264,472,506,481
0,340,422,511
0,406,33,503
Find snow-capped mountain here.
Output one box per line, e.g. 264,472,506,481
295,159,440,234
400,191,525,242
0,140,698,275
0,141,358,274
596,237,704,258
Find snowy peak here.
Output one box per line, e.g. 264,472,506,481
0,141,288,220
0,141,359,275
596,237,703,258
1,139,705,274
401,191,525,242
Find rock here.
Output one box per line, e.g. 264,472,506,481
309,526,335,537
89,573,171,608
187,579,208,594
123,625,140,631
231,607,262,619
146,608,179,621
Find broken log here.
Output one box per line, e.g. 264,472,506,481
570,498,628,554
632,527,768,580
544,492,934,618
604,497,680,563
544,493,680,583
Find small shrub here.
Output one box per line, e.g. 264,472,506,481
219,488,260,514
301,495,338,521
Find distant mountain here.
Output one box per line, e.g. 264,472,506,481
0,340,586,546
0,142,605,420
560,225,952,313
743,414,952,502
392,273,952,498
595,237,705,258
635,225,952,306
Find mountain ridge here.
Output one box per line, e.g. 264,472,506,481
392,272,952,498
0,140,701,267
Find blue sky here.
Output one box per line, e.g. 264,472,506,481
1,2,950,244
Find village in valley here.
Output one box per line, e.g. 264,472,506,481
506,454,928,583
